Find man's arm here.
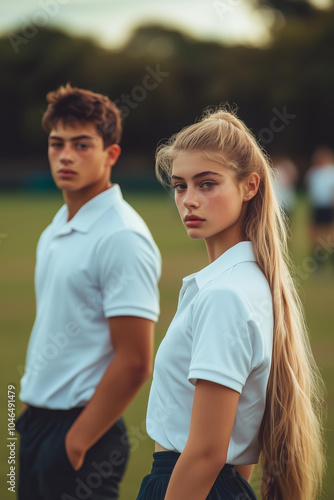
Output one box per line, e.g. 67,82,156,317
65,316,154,470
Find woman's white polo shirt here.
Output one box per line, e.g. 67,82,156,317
20,185,161,409
146,241,273,465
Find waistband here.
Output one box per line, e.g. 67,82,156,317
151,451,236,477
27,405,85,419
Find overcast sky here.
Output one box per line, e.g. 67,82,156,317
1,0,331,49
0,0,275,49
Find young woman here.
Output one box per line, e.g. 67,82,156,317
136,108,326,500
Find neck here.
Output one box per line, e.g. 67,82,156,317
63,180,112,221
205,204,248,263
205,232,244,263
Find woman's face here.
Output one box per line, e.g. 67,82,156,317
172,151,256,258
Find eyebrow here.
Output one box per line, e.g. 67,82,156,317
171,171,223,181
48,135,94,142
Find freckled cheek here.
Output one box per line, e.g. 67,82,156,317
204,193,225,214
174,192,182,206
48,149,59,161
174,197,184,216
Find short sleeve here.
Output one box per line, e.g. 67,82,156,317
188,285,256,393
96,230,161,321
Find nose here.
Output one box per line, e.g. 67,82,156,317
183,186,200,209
59,144,74,164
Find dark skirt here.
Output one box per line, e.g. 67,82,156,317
136,451,258,500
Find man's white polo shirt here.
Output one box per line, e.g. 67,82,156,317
20,185,161,409
146,241,273,465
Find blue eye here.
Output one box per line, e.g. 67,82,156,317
201,182,215,189
173,184,186,191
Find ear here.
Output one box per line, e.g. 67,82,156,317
243,172,260,201
105,144,121,168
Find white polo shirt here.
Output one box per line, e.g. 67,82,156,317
146,242,273,465
20,185,161,409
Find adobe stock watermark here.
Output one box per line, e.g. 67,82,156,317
246,441,298,496
213,0,242,21
126,395,179,453
113,65,170,120
93,64,170,136
60,397,179,500
17,267,134,377
225,297,273,352
258,107,297,145
295,235,334,280
8,0,69,54
16,321,82,377
61,449,126,500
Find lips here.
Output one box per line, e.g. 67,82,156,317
184,215,205,222
184,215,205,227
57,168,77,179
58,168,77,175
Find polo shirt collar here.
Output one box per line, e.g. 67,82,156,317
183,241,256,289
54,184,123,236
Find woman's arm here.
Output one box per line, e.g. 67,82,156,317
164,379,240,500
235,464,254,482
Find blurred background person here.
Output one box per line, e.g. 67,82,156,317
272,155,299,220
306,146,334,272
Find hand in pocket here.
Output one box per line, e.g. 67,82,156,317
64,429,87,471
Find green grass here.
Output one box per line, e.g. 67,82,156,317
0,191,333,499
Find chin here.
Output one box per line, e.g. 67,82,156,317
187,230,204,239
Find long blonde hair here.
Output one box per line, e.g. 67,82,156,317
155,107,326,500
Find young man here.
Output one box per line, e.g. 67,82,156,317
16,84,161,500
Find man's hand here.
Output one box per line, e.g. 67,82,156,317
21,403,29,413
63,316,154,469
65,427,87,471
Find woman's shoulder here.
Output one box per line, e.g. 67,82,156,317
203,260,270,295
195,261,272,317
229,260,271,296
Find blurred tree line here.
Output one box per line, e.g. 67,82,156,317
0,2,333,187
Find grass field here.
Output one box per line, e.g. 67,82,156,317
0,190,333,499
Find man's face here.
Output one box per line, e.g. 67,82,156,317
48,121,117,193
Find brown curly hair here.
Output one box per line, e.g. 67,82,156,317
42,83,122,148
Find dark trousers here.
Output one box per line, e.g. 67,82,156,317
16,406,130,500
136,452,258,500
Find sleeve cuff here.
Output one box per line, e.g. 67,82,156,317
188,367,244,393
105,305,159,322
